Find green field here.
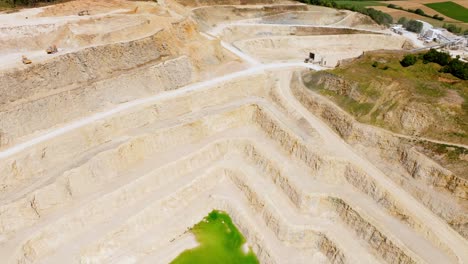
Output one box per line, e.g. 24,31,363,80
170,210,259,264
425,1,468,22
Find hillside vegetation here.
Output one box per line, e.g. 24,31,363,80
302,51,468,175
297,0,393,25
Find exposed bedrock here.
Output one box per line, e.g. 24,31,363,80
219,24,378,43
293,71,468,239
0,81,458,263
0,18,241,149
191,4,309,30
0,18,227,107
0,14,166,55
1,1,464,264
0,56,193,148
234,34,410,66
0,121,398,263
1,27,167,106
0,73,272,196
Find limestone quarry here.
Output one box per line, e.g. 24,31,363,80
0,0,466,263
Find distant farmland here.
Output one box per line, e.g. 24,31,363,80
425,1,468,22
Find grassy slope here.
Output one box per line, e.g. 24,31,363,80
302,52,468,176
330,52,466,140
425,1,468,23
171,210,259,264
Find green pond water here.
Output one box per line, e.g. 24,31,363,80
170,210,259,264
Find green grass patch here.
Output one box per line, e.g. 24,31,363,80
424,1,468,22
316,87,374,118
418,140,468,161
170,210,259,264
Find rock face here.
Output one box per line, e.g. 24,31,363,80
234,34,409,66
0,1,466,264
302,63,466,145
399,104,435,133
0,17,240,149
292,72,467,239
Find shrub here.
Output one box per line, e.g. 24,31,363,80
443,59,468,80
400,54,418,67
387,4,397,8
423,49,451,66
415,8,425,16
443,23,462,33
397,50,466,80
372,61,379,67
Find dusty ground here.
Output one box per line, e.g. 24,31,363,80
0,0,466,264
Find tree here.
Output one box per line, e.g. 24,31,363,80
365,8,393,25
406,20,423,33
398,17,408,27
297,0,393,26
400,54,418,67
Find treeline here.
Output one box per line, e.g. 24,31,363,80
1,0,58,7
296,0,393,25
442,23,468,35
397,17,423,33
400,49,468,80
387,4,444,21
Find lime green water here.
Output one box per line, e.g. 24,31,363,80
170,210,259,264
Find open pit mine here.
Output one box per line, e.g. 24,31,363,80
0,0,466,263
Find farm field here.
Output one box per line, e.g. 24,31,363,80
323,0,468,28
409,0,468,8
373,5,468,30
384,0,460,21
425,1,468,22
